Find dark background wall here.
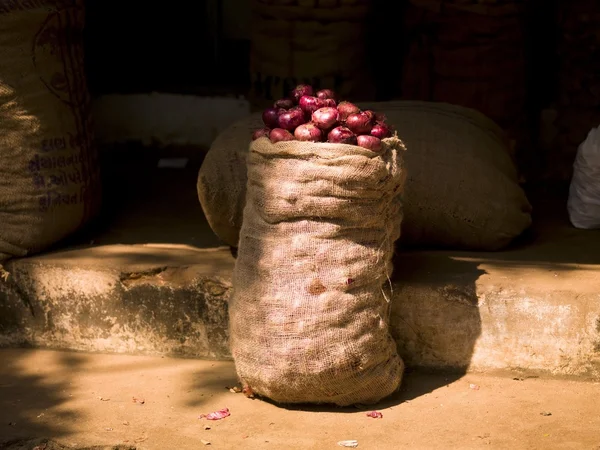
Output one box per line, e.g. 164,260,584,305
83,0,251,96
81,0,595,185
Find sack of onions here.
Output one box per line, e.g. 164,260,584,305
229,85,407,406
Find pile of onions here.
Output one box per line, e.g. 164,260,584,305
252,84,393,152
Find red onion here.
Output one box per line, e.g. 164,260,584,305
299,95,325,115
269,128,294,143
278,106,306,131
252,128,271,140
327,126,357,145
312,107,339,130
322,98,337,107
274,97,295,109
346,110,374,134
371,123,392,139
357,135,382,151
262,107,280,128
375,112,387,124
291,84,314,102
316,89,335,100
294,122,323,142
337,101,361,121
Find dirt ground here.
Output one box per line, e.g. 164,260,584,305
0,349,599,450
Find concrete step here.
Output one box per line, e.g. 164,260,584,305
1,213,599,379
0,144,599,380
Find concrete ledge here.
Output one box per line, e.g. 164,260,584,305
391,252,600,377
0,245,233,359
1,226,599,379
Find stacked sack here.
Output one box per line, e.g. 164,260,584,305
248,0,376,110
0,0,101,262
400,0,529,159
549,0,600,182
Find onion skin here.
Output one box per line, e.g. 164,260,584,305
252,128,271,140
322,98,337,108
278,107,306,131
269,128,294,143
371,123,392,139
294,122,323,142
327,126,357,145
337,101,361,121
346,110,374,134
312,107,339,130
291,84,314,102
274,97,295,109
357,135,382,151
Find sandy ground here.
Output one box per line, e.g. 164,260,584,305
0,349,599,450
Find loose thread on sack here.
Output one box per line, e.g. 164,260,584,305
381,286,391,303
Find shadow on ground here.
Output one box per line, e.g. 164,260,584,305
0,350,238,449
0,351,84,446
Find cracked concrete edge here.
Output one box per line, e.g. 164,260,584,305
1,255,599,379
0,261,232,360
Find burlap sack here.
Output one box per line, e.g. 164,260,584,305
249,0,375,110
197,121,250,248
197,101,532,251
0,0,100,261
229,136,406,406
400,2,529,154
361,101,532,250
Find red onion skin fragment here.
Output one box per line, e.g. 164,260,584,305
198,408,231,420
269,128,294,143
242,385,255,398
